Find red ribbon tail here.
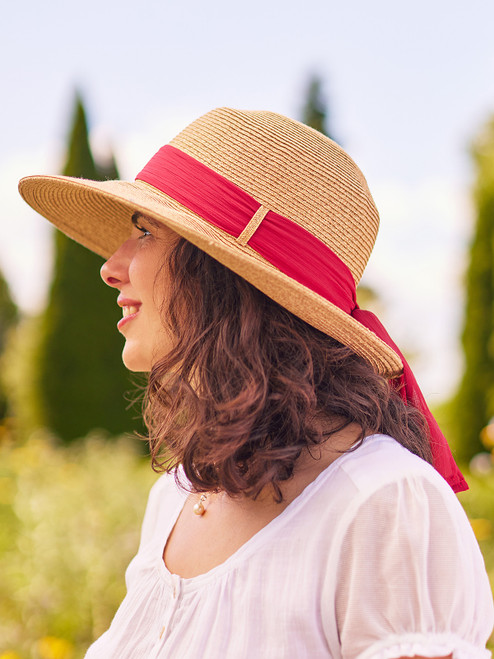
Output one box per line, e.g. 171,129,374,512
352,308,468,493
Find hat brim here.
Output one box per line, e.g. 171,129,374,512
18,174,403,378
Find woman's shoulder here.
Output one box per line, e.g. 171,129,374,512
295,434,467,541
339,434,446,482
320,435,486,587
328,434,459,505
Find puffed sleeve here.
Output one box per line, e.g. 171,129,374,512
333,475,494,659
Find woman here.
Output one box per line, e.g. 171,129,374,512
19,107,493,657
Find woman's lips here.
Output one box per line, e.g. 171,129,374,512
117,303,142,331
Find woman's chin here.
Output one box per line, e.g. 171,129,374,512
121,345,152,373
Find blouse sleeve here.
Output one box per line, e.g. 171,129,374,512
333,475,494,659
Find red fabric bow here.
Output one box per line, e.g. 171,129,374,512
353,308,467,492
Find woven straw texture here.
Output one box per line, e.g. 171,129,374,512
18,107,402,377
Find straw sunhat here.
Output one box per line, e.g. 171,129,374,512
19,107,402,378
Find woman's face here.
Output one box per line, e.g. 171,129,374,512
100,214,179,372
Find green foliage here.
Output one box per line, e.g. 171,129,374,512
0,432,157,658
35,93,138,442
0,270,18,355
452,117,494,461
458,470,494,622
458,461,494,651
1,316,44,437
0,269,18,420
301,74,336,141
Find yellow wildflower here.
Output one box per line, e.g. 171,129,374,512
470,518,493,541
36,636,74,659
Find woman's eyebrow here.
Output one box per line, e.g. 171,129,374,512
131,211,161,229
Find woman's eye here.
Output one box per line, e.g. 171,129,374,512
135,223,151,238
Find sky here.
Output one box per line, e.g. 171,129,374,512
3,0,494,402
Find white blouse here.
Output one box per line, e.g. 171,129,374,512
84,434,494,658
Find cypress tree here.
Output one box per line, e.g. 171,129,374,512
453,117,494,461
0,268,18,419
0,269,18,355
301,74,335,141
36,93,137,441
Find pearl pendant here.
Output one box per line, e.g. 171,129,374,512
193,494,207,516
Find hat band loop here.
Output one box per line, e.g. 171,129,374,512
237,204,269,246
136,145,357,313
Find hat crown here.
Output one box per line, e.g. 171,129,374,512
170,107,379,284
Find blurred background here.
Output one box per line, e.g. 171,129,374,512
2,0,494,656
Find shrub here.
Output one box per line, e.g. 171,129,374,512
0,432,156,658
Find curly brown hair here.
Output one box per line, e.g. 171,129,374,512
143,237,432,501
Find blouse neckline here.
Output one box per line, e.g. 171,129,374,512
157,434,383,591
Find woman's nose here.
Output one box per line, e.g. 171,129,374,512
100,240,132,288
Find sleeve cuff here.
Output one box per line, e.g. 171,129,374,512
355,632,491,659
